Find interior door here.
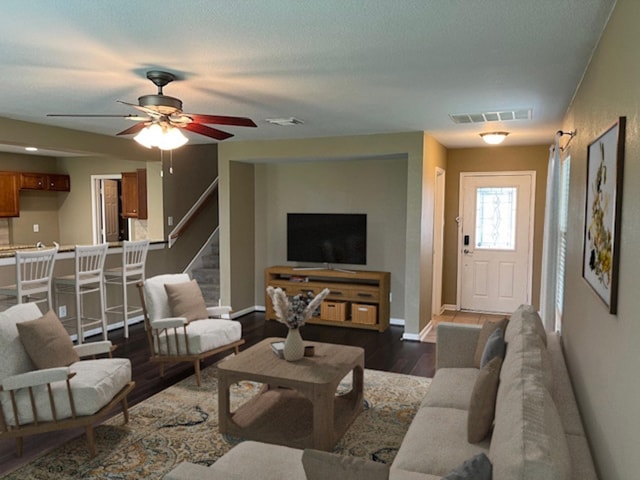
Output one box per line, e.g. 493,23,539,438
103,179,119,242
459,172,535,313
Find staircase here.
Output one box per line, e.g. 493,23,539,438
187,231,221,305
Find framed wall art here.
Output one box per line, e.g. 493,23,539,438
582,116,626,314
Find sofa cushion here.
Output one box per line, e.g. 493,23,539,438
497,330,553,406
441,452,492,480
302,449,389,480
480,327,505,368
421,368,479,411
392,406,490,478
505,304,547,346
210,441,305,480
164,279,208,322
16,310,80,369
490,376,570,480
468,357,502,443
0,303,40,380
474,318,508,368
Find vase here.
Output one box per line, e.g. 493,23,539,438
283,327,305,361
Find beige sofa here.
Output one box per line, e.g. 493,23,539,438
165,305,597,479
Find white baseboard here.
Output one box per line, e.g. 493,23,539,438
442,303,457,313
231,305,262,319
74,315,144,342
390,317,404,326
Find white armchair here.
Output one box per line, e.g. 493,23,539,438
137,273,245,386
0,303,135,457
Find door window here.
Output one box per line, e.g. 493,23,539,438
475,187,517,250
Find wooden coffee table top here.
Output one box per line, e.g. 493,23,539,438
217,337,364,385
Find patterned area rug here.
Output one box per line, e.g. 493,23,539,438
3,365,431,479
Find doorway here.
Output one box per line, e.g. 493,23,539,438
92,175,129,244
457,171,535,313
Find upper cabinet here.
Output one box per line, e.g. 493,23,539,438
0,172,20,217
20,172,71,192
121,169,148,219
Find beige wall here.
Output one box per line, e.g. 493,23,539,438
442,145,549,308
57,156,158,245
253,156,408,318
219,132,436,336
559,1,640,478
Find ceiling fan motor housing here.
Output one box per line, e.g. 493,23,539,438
138,94,183,115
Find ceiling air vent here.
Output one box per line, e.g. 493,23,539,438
449,109,532,124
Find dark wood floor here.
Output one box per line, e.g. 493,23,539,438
0,312,435,474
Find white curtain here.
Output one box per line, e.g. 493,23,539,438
539,137,561,331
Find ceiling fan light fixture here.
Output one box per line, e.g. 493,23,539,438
134,123,188,150
480,131,509,145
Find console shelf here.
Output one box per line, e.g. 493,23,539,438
265,265,390,332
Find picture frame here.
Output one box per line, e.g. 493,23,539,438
582,116,626,314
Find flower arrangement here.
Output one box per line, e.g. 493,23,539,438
266,286,330,329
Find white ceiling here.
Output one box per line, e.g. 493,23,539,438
0,0,615,152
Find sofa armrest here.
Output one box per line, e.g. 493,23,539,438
435,322,481,370
164,462,221,480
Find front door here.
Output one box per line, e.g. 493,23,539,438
459,172,535,313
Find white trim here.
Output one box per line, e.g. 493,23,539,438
456,171,536,311
442,303,457,313
231,305,263,319
390,317,404,326
432,167,446,315
403,322,432,342
168,178,218,248
91,174,121,245
184,226,220,273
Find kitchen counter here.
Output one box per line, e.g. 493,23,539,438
0,241,166,262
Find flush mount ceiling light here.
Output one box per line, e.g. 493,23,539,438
265,117,304,126
480,132,509,145
134,123,189,150
25,147,38,152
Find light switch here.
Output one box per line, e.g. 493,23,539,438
33,224,39,233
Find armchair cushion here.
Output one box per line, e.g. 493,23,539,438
0,303,39,380
164,279,208,322
144,273,191,321
16,310,80,369
155,319,242,355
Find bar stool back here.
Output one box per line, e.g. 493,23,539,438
104,239,149,338
0,245,58,312
54,243,108,344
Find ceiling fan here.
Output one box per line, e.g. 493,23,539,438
47,70,257,145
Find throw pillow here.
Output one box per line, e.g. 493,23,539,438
441,452,492,480
16,310,79,369
473,318,508,368
164,279,208,322
302,449,389,480
480,327,506,368
468,356,503,443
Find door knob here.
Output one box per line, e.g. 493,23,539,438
463,249,473,255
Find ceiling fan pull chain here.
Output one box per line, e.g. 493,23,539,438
169,149,174,174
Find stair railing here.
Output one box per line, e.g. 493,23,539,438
167,177,218,248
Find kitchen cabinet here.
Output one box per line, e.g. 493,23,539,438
20,172,70,192
0,172,20,217
121,169,148,219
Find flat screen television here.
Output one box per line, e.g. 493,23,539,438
287,213,367,265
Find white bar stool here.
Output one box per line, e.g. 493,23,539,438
103,239,149,338
53,243,108,344
0,245,58,312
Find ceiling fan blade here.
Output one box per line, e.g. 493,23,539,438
183,113,257,128
116,122,147,136
116,100,163,118
47,113,149,121
183,122,234,141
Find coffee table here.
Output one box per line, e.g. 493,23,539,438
217,337,364,451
